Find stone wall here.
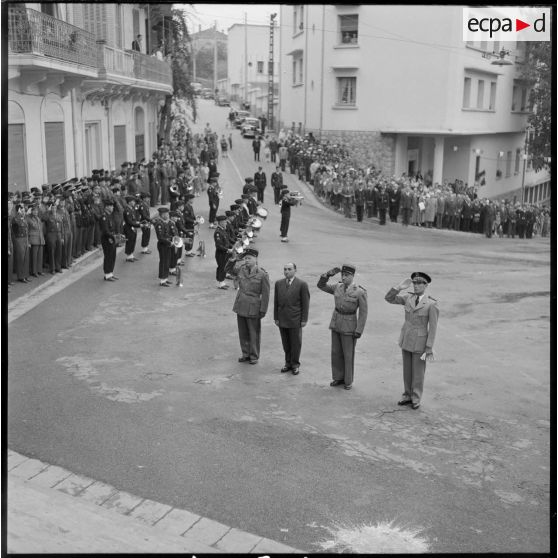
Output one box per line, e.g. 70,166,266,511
308,129,396,175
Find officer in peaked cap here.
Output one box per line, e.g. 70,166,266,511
243,177,255,195
317,263,368,390
214,214,231,290
123,195,141,262
233,246,270,365
385,271,438,409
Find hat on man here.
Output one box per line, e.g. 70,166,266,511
139,192,150,199
234,199,243,204
341,264,356,275
225,210,233,217
169,211,181,218
209,177,219,183
157,207,169,214
243,248,259,258
245,177,254,183
216,215,227,222
185,194,195,201
104,199,115,207
125,195,136,203
411,271,431,284
230,204,240,211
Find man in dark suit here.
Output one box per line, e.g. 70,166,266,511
274,262,310,375
254,166,267,203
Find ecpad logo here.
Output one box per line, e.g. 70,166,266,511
463,7,550,42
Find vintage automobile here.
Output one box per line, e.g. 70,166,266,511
234,110,251,128
216,94,230,106
240,117,262,138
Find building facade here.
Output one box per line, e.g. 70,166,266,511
278,5,550,201
7,2,173,191
226,23,278,119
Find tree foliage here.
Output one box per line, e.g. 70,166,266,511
158,8,197,143
194,41,228,81
521,41,552,172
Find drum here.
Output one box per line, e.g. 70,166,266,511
250,217,263,230
256,207,268,219
172,236,184,249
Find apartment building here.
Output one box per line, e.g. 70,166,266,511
225,23,278,118
278,5,549,201
7,2,173,191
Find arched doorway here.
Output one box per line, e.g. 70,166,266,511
134,106,145,162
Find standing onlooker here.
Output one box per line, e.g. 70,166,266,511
131,34,142,52
27,203,45,277
99,200,119,281
254,166,267,203
233,248,270,365
271,166,284,205
12,203,31,283
279,189,298,243
385,272,438,410
317,264,368,390
274,262,310,375
252,136,261,162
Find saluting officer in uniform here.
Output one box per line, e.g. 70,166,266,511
214,214,231,290
233,248,270,365
385,272,439,409
317,264,368,390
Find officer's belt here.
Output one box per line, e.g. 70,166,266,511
335,308,356,315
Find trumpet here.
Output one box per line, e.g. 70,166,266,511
172,235,184,249
195,215,205,225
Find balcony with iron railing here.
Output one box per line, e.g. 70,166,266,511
97,43,173,91
8,6,97,68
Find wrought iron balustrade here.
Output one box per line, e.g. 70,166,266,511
8,6,97,68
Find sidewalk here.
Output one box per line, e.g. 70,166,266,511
7,451,301,554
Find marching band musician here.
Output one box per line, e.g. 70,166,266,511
182,193,197,257
137,192,152,255
207,177,221,228
123,195,141,262
168,211,183,276
214,214,231,290
153,207,173,287
279,188,298,243
99,199,119,282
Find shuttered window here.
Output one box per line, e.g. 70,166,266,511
8,124,28,189
82,3,107,40
114,125,127,167
44,122,66,183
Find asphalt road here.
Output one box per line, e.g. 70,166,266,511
8,99,551,553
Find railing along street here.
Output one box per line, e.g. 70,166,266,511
8,6,97,67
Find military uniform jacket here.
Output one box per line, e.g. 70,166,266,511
233,264,270,318
123,206,140,228
153,218,173,245
354,189,366,206
214,225,230,252
99,212,117,242
385,288,439,353
11,214,29,239
42,211,63,236
26,215,45,245
317,275,368,335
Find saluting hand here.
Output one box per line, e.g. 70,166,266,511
396,277,412,290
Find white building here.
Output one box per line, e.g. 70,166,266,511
226,23,279,120
7,3,173,190
278,5,550,202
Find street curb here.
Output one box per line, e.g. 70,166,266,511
7,450,304,554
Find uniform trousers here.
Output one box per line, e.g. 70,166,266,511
273,188,282,204
331,331,357,386
7,253,14,282
30,244,44,275
280,214,290,237
378,208,387,225
215,249,228,282
13,238,30,280
279,327,302,368
73,227,82,258
45,233,62,272
62,230,73,267
209,202,219,224
169,246,179,269
256,187,265,203
101,238,117,275
124,226,137,256
355,205,364,222
401,349,426,404
279,159,286,172
141,227,151,249
237,315,261,361
157,241,171,280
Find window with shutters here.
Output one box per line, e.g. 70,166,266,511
8,124,28,189
82,3,107,41
463,77,471,108
133,9,140,38
134,107,145,162
114,125,127,168
44,122,66,183
514,148,521,174
257,61,264,74
339,15,358,44
505,150,512,178
84,122,101,176
114,4,122,48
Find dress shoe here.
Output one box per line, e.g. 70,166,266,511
56,270,63,273
330,380,344,387
37,272,44,276
160,282,171,287
280,366,291,373
249,360,258,365
141,249,152,254
343,384,352,390
397,399,413,406
104,276,116,282
112,275,119,280
31,273,38,277
126,258,136,263
18,279,27,283
411,403,420,410
185,253,196,257
238,356,250,362
217,284,229,289
291,368,299,375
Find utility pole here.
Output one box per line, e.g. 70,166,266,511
213,20,218,94
244,12,248,108
267,13,277,131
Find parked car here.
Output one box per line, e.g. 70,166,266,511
191,82,203,96
216,95,230,106
201,88,214,99
240,117,261,138
234,110,251,128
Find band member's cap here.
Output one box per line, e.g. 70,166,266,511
104,199,115,206
341,264,356,275
245,177,254,183
244,248,258,257
125,195,136,203
234,199,243,204
157,207,169,214
411,271,431,284
216,215,227,221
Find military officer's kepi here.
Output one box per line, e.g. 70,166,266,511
157,207,169,214
216,215,227,221
244,248,258,257
411,271,431,284
341,264,356,275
